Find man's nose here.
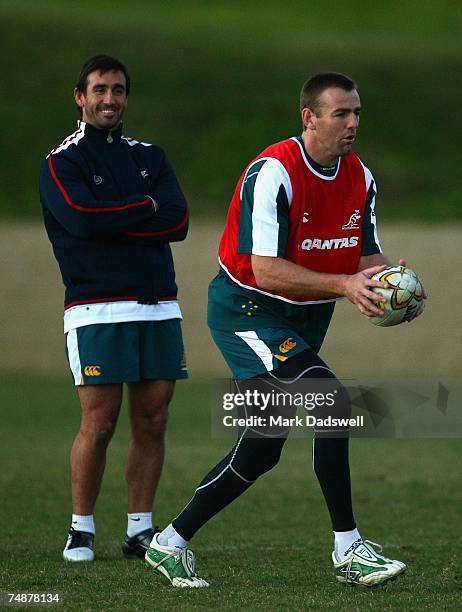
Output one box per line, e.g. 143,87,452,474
347,113,359,129
103,90,114,104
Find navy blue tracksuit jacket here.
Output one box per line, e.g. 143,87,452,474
39,121,188,309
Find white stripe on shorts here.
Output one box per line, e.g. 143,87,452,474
235,330,274,372
66,329,83,386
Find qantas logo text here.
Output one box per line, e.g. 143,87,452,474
300,236,359,251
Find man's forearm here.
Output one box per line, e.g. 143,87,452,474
357,253,389,272
251,255,347,298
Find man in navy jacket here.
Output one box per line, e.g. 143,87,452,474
40,54,189,562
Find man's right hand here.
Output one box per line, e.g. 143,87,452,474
342,265,389,317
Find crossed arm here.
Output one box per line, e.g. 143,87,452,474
40,153,188,242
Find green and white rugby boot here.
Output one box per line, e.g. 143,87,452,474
333,539,406,587
145,534,209,588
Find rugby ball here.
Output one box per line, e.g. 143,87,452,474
369,265,424,327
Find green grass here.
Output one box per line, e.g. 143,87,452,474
0,375,461,610
1,1,461,220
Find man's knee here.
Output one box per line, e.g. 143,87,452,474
77,383,122,447
80,418,117,447
312,380,351,441
133,403,169,439
232,437,285,481
128,380,174,439
145,403,169,437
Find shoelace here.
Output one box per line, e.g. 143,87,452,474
344,539,384,584
364,539,383,553
151,547,193,577
68,527,93,548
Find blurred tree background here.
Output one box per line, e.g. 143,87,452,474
1,0,461,220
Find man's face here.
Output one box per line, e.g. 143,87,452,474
305,87,361,163
74,69,128,130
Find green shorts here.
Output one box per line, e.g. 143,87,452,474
210,327,310,379
65,320,188,386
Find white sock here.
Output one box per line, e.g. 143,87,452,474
127,512,152,537
157,523,188,549
334,528,362,560
71,514,95,535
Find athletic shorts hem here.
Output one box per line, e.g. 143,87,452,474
65,320,188,386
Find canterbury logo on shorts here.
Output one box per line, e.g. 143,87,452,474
84,365,102,376
279,338,297,354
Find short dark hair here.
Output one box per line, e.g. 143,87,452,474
75,54,131,96
300,72,357,115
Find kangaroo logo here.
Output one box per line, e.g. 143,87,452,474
342,209,361,230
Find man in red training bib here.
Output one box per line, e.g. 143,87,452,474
146,73,424,588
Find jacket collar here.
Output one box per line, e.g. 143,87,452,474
78,120,123,144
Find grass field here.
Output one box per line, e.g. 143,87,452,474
1,375,461,610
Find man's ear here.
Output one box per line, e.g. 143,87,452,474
301,107,317,131
74,88,85,108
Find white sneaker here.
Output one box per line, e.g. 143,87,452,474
145,534,209,588
63,527,95,562
333,539,406,586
